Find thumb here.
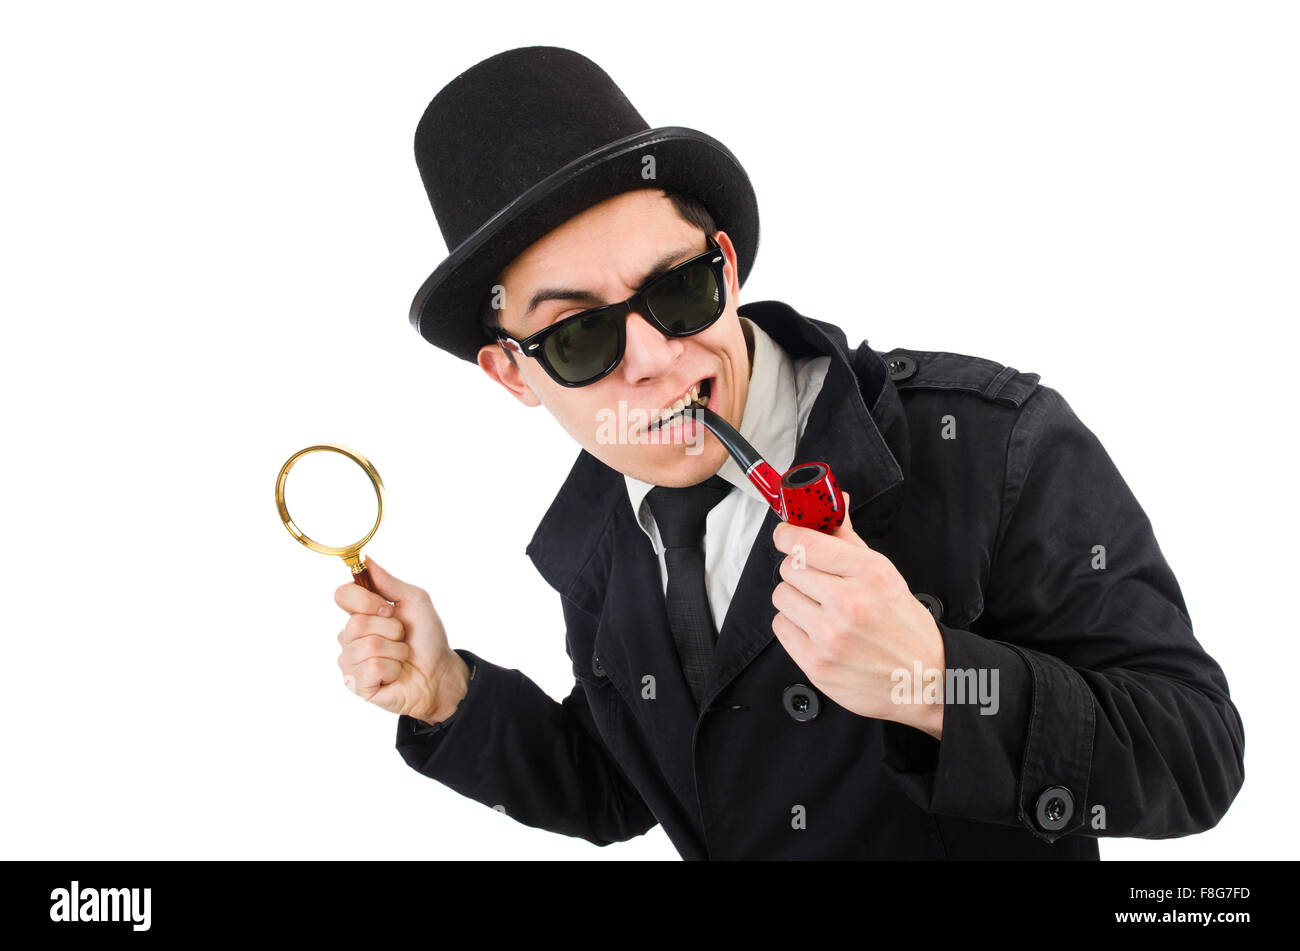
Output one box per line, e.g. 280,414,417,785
832,491,862,544
360,555,415,604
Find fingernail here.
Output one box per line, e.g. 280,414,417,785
344,676,355,692
378,603,393,618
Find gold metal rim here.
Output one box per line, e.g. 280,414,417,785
275,443,385,556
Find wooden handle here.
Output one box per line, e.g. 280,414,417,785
352,561,379,594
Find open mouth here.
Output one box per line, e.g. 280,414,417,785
647,377,713,432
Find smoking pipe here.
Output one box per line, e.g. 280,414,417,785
683,404,846,534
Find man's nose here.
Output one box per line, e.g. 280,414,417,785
618,306,680,383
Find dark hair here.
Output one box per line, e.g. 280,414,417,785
479,189,719,364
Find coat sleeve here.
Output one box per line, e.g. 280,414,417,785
394,644,660,847
881,383,1245,842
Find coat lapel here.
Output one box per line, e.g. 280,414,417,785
700,301,909,706
592,500,713,814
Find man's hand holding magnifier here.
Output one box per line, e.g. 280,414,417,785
334,558,472,727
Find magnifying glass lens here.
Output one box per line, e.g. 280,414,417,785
281,450,380,550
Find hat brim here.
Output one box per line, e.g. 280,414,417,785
409,126,760,363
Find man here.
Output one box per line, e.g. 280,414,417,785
334,46,1244,859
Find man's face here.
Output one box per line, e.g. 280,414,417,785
476,189,750,488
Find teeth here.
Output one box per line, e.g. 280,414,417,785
651,381,708,429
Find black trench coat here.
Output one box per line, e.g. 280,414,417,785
395,299,1245,859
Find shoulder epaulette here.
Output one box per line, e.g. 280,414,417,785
878,348,1042,408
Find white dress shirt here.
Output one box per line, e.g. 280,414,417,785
624,316,832,635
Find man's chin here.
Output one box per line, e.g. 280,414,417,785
611,442,730,487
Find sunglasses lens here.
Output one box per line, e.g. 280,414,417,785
645,260,722,333
542,309,621,384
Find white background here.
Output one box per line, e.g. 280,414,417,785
2,1,1295,860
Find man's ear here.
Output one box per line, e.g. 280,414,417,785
713,229,742,303
478,342,542,407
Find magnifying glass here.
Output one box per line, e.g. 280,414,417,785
276,443,385,593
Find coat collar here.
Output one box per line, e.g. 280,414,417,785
525,299,910,613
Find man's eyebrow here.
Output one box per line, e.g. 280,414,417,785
521,244,701,324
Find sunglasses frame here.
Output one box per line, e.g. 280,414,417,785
493,234,727,387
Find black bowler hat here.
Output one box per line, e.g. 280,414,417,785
408,46,761,363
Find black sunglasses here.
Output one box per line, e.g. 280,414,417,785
493,235,727,387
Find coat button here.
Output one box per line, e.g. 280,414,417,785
1034,786,1075,831
591,652,606,679
887,355,917,382
782,684,820,722
914,592,944,620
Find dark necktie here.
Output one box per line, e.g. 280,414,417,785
645,474,732,709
